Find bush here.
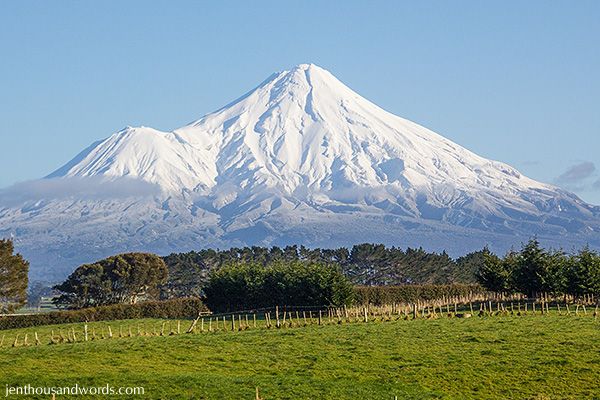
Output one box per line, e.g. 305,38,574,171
0,298,206,330
204,261,355,312
354,284,485,306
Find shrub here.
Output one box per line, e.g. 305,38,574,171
0,298,206,330
204,261,355,312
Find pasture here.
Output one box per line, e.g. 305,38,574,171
0,311,598,399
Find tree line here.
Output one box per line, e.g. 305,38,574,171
477,239,600,297
3,237,600,313
161,243,484,298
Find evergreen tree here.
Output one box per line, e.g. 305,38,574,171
161,251,211,298
513,239,567,296
0,239,29,313
455,250,487,283
567,247,600,296
475,248,517,292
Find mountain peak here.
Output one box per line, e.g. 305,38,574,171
287,63,332,77
6,64,600,280
292,62,319,70
53,63,559,204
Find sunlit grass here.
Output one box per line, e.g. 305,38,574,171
0,314,598,399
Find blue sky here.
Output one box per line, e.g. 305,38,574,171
1,1,599,203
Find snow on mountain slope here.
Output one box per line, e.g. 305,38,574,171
173,64,559,216
53,63,597,224
2,63,600,280
47,126,216,193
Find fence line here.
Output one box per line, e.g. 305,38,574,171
1,296,598,349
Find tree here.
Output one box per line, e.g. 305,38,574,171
0,239,29,313
476,248,514,292
567,247,600,296
512,239,567,296
54,253,168,309
160,252,211,299
455,250,487,283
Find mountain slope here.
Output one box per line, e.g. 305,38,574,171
2,63,599,280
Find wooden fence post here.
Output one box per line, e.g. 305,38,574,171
187,316,199,334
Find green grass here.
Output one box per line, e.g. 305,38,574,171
0,315,599,399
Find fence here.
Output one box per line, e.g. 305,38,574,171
1,293,598,349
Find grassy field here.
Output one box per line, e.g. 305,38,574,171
0,314,599,399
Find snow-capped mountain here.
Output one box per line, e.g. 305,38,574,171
2,63,599,280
